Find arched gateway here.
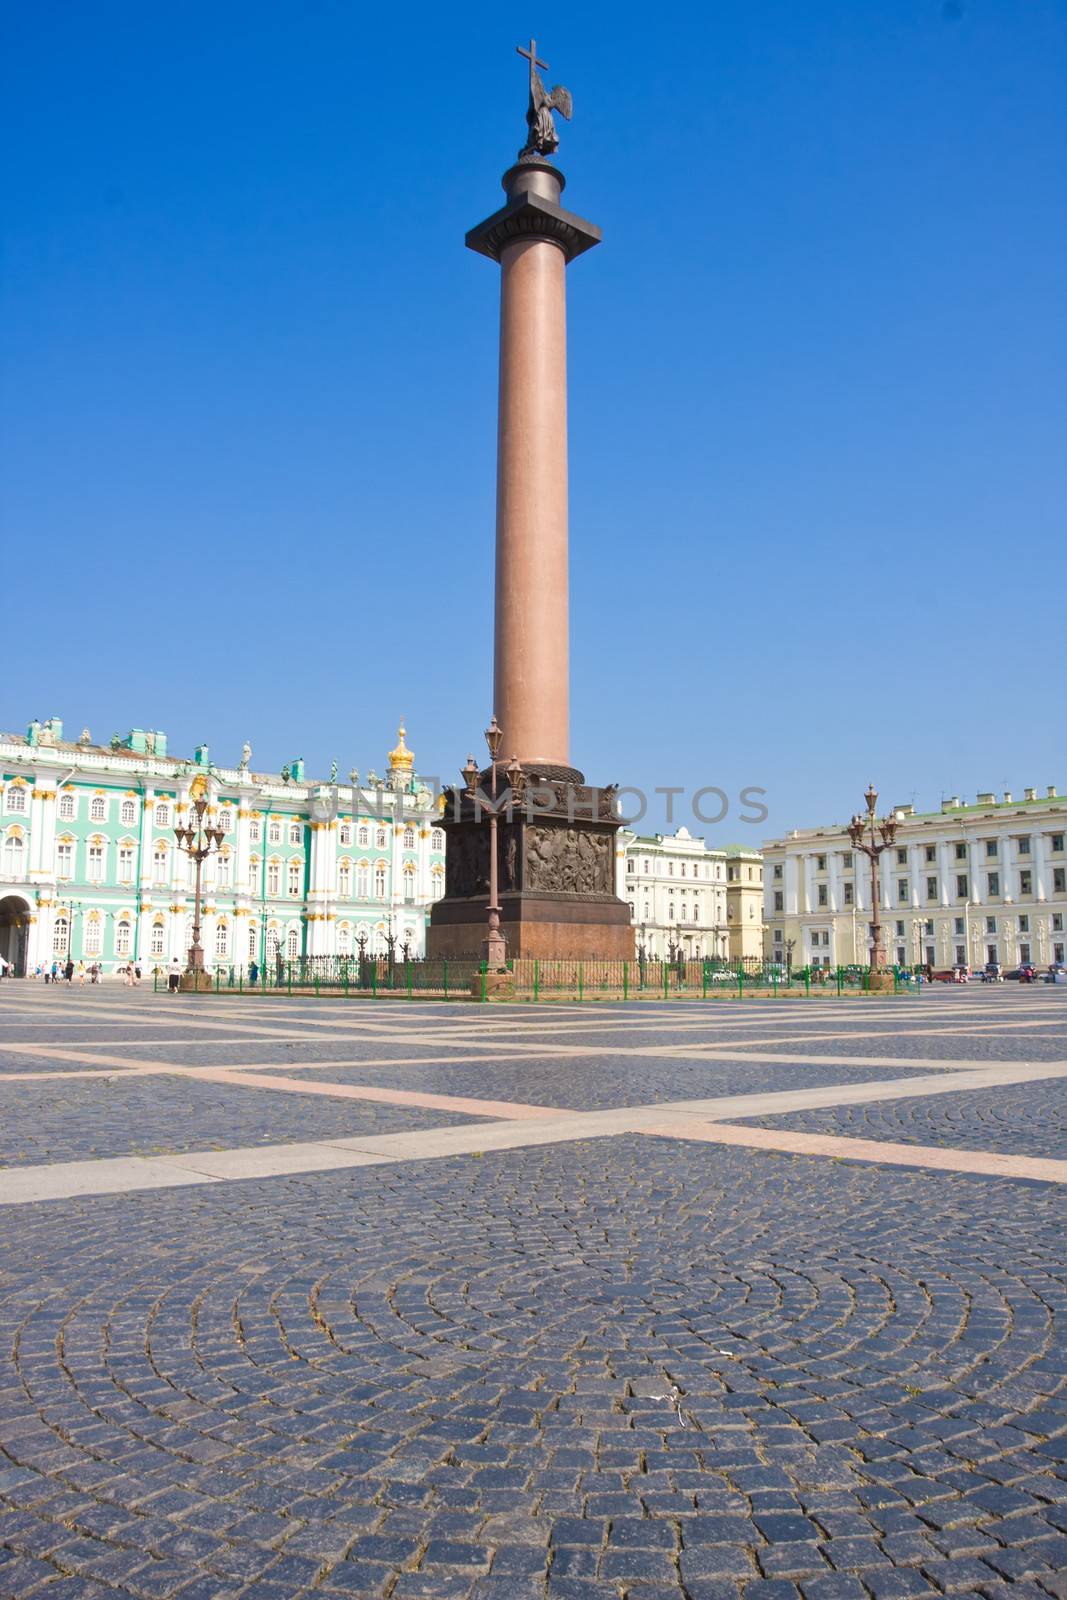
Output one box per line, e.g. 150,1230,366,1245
0,895,32,978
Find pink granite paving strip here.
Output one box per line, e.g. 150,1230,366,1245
175,1066,570,1122
640,1118,1067,1184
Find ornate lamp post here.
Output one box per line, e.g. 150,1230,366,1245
784,936,795,973
846,782,898,988
173,783,224,973
482,716,508,971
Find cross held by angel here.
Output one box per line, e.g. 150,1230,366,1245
517,38,572,160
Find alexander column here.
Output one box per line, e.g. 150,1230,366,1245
429,41,632,961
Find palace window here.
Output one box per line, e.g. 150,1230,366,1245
1052,834,1064,853
843,883,854,905
268,821,281,845
403,866,416,904
431,866,444,899
987,872,1000,896
431,829,444,851
1054,868,1066,894
357,862,369,896
115,921,131,957
150,921,165,957
403,826,416,849
218,809,233,833
121,800,137,826
216,853,231,888
773,891,783,911
954,917,965,936
288,862,302,896
153,846,168,883
6,785,26,814
926,876,938,899
338,861,351,896
87,845,105,882
986,916,997,934
895,920,905,938
955,842,967,861
358,826,369,847
215,922,228,958
817,884,827,906
986,839,998,857
668,903,674,919
287,928,299,959
339,824,351,847
1019,836,1031,855
118,846,134,882
155,803,170,827
337,923,351,954
627,859,634,874
1018,914,1029,933
90,796,106,822
56,841,73,879
680,863,686,878
896,848,907,865
925,845,936,863
375,828,387,849
1053,913,1064,932
84,916,102,956
249,820,261,843
289,822,302,847
374,865,387,898
248,923,258,961
773,863,782,879
1020,870,1033,895
897,880,909,903
53,917,69,955
3,833,25,876
956,874,968,898
248,854,260,888
59,792,75,819
267,861,280,895
266,928,279,962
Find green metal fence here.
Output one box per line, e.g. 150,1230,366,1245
155,956,915,999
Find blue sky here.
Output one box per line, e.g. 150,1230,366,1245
3,1,1065,842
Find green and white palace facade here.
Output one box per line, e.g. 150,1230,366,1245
0,717,446,976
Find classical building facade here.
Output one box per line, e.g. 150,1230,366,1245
0,717,446,975
617,828,730,960
724,844,765,960
763,785,1067,971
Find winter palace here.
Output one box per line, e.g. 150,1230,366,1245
0,717,446,975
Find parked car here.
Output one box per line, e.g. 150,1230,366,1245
1046,963,1067,985
980,962,1004,982
931,966,969,983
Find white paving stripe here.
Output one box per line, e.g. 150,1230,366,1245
1,1060,1064,1206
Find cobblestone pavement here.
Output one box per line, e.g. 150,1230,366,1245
730,1082,1067,1161
0,983,1064,1598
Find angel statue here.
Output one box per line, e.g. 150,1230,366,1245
517,39,572,161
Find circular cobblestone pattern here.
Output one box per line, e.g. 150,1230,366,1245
2,1138,1065,1599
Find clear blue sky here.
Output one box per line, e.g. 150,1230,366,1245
3,1,1064,842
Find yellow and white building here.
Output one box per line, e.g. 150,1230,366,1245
763,785,1067,971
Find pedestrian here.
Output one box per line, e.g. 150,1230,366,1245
0,955,7,981
133,962,141,986
77,960,86,985
167,958,181,995
43,964,50,984
64,958,74,984
50,959,59,984
249,959,259,987
122,963,133,988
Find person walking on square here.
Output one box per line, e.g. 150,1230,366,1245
64,957,74,984
76,959,86,985
50,959,59,984
133,961,141,986
167,957,181,995
249,959,259,987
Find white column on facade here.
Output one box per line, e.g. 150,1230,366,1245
28,780,46,875
801,854,813,914
1034,833,1049,902
784,855,799,915
908,842,923,909
828,851,841,913
1002,835,1014,904
937,841,952,908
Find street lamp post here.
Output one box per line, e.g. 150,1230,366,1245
846,783,898,990
785,936,795,973
173,786,224,974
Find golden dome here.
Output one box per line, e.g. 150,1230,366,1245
388,720,414,774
